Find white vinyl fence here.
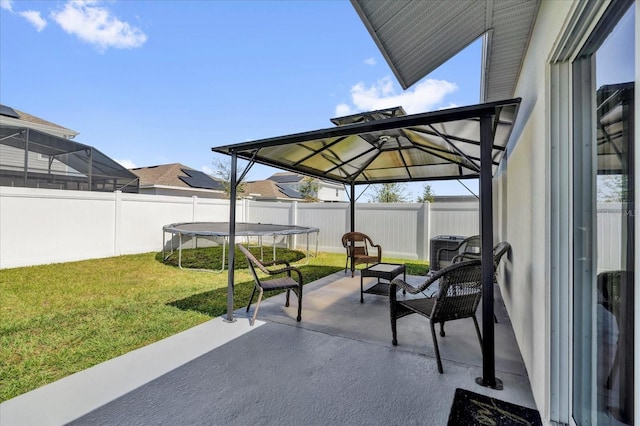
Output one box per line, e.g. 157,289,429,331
0,186,623,270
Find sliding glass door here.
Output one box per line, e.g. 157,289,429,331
572,3,635,424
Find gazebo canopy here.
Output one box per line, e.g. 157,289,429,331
212,98,521,390
212,99,520,186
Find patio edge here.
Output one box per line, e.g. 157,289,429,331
0,316,261,426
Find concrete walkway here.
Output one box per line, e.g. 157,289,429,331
1,271,537,425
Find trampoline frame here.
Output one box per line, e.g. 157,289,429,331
162,222,320,272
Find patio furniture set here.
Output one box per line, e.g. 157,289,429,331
237,233,510,373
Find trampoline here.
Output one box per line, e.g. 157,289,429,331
162,222,320,272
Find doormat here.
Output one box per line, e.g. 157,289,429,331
447,388,542,426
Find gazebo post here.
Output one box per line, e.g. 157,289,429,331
225,150,238,323
476,112,502,389
350,182,355,232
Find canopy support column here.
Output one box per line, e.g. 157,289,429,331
476,113,501,389
225,150,238,323
350,182,355,232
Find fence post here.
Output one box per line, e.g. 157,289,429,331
191,196,197,222
114,191,122,256
242,198,249,222
290,201,298,249
244,198,250,223
426,201,432,261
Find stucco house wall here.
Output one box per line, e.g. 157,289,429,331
495,0,582,421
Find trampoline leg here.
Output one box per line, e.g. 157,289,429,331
219,238,226,273
178,233,183,270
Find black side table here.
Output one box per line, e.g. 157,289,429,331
360,263,406,303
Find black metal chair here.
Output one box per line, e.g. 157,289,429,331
237,243,303,326
389,259,483,373
432,235,481,271
341,232,382,277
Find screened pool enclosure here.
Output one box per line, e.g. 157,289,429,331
0,125,139,193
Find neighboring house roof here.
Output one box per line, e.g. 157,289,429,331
0,104,79,139
130,164,304,200
242,180,303,200
130,163,225,191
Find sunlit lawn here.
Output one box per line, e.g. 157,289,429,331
0,247,428,402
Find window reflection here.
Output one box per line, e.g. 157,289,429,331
594,4,634,424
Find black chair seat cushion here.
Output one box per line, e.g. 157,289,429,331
259,276,300,291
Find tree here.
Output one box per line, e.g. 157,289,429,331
212,157,246,199
368,183,409,203
298,176,319,202
416,183,436,203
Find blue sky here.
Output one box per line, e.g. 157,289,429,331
0,0,482,199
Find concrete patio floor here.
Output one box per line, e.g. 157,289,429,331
1,270,538,425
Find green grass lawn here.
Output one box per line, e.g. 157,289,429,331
0,246,428,402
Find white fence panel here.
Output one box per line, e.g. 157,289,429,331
596,203,624,272
355,203,426,259
297,202,348,253
0,187,624,270
429,201,480,238
246,201,294,225
0,188,242,269
119,193,195,254
0,187,116,268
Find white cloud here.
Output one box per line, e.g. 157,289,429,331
0,0,13,12
51,0,147,51
116,158,136,169
337,76,458,115
364,57,377,66
19,10,47,32
201,166,213,175
334,103,353,117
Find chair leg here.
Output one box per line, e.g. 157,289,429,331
296,287,302,322
246,286,258,313
391,314,398,346
472,315,483,348
440,322,445,337
250,288,264,326
430,321,444,373
285,289,290,307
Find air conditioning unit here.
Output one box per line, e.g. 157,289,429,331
429,235,466,272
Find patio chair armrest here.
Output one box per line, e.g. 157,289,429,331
391,262,464,294
262,259,291,268
372,244,382,259
266,265,303,283
390,278,418,294
452,253,480,263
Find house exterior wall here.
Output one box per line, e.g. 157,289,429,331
0,145,72,175
279,180,346,202
494,1,575,421
317,182,346,202
495,0,639,423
